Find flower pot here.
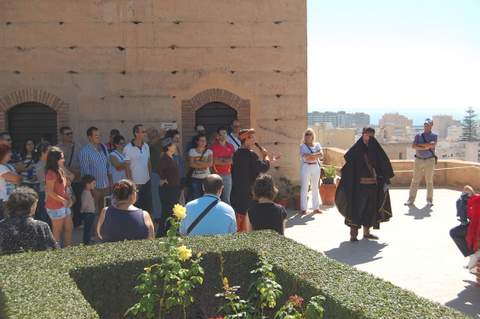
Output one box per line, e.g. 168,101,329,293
320,183,336,206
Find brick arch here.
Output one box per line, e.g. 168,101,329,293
0,88,69,131
181,88,251,143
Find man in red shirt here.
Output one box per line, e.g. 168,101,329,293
210,127,235,204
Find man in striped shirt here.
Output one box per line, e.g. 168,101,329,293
79,127,112,212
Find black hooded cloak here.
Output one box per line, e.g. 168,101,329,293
335,137,394,229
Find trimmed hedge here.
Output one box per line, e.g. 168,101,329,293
0,231,469,319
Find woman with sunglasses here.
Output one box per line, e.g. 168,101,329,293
299,128,323,215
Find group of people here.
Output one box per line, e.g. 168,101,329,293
1,116,479,279
0,119,290,255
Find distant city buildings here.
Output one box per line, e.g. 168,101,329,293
309,110,478,162
308,111,370,128
432,115,461,139
377,113,415,143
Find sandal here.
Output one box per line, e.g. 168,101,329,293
350,237,359,242
313,209,322,214
363,234,379,240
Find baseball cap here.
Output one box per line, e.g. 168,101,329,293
424,118,433,126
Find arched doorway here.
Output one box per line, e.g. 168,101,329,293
8,102,58,150
195,102,238,139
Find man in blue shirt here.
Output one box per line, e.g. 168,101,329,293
405,118,438,207
180,174,236,236
79,127,112,212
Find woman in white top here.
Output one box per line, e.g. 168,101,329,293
188,134,213,200
299,128,323,215
109,135,129,184
0,145,22,220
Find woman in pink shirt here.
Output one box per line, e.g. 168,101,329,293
45,146,73,247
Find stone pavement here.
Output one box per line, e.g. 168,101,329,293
285,188,480,318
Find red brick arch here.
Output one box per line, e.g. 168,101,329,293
181,88,250,144
0,88,69,131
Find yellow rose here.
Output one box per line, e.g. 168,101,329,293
223,277,229,289
177,245,192,261
173,204,187,220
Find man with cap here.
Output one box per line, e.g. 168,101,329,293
405,118,438,207
231,128,272,232
156,137,180,236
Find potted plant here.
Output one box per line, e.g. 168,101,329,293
319,165,337,206
275,177,292,208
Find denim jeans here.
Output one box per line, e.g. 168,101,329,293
82,212,95,245
220,174,232,204
450,224,474,257
189,178,204,201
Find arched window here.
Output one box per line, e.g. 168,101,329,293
8,102,58,150
195,102,238,139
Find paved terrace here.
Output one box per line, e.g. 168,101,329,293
285,188,480,318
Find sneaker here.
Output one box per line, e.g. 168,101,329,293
404,200,414,206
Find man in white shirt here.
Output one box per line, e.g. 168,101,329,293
124,124,152,211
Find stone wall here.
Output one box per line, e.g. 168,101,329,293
0,0,307,180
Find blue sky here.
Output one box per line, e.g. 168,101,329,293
307,0,480,122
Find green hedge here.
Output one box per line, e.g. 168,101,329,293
0,231,469,319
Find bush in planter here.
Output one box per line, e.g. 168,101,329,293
0,231,469,319
320,165,337,185
320,165,337,205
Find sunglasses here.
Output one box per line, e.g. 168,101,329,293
305,133,313,136
64,132,73,136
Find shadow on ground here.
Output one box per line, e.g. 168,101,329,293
405,204,433,220
445,280,480,318
324,240,388,266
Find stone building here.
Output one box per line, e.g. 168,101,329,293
0,0,307,180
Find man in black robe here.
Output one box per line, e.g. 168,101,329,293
335,127,394,241
231,129,271,232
